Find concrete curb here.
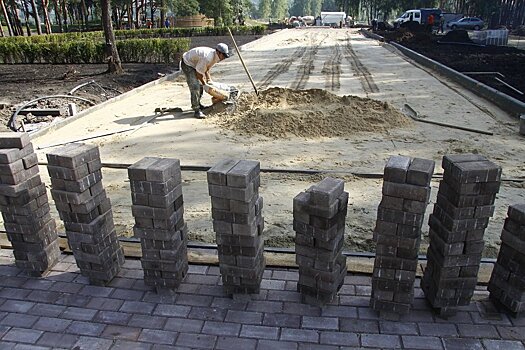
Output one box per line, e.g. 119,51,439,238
29,70,181,140
361,29,525,118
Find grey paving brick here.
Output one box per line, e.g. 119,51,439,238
260,280,286,290
0,341,15,349
120,301,156,315
401,335,444,350
457,324,499,338
0,313,38,328
2,328,43,344
442,338,483,350
319,331,359,346
0,300,35,313
151,345,190,350
27,304,65,318
419,322,458,337
94,311,131,325
36,332,79,348
301,316,338,330
188,265,208,275
128,314,167,330
256,339,297,350
403,309,437,323
67,321,105,336
48,282,83,294
54,294,91,308
497,326,525,341
321,305,358,318
177,284,199,294
215,335,257,350
0,288,31,300
111,288,145,301
247,300,283,313
271,270,299,281
86,297,124,311
61,307,97,321
263,313,301,328
79,285,114,298
101,324,141,340
138,329,177,345
211,297,247,311
340,295,369,307
0,325,10,338
240,325,279,340
26,290,60,304
340,318,379,333
379,320,418,335
225,310,263,325
282,302,321,316
361,333,401,348
175,332,217,349
184,274,219,285
470,312,512,326
175,294,213,307
164,317,203,333
111,340,153,350
482,339,525,350
197,285,225,297
32,316,71,332
280,328,319,343
108,277,136,289
10,344,49,349
355,285,371,296
21,279,54,291
188,306,227,321
72,335,113,350
202,320,241,336
295,344,339,350
153,305,191,318
266,290,302,303
357,306,380,320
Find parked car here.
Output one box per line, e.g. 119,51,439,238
447,17,484,30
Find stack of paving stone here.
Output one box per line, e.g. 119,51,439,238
370,155,435,318
207,159,265,295
0,132,60,276
47,143,124,285
293,177,348,306
422,154,501,316
128,157,188,290
488,204,525,316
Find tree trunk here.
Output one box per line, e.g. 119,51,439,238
29,0,42,34
9,0,24,36
127,0,132,28
61,0,67,31
22,0,32,35
53,0,62,32
42,0,52,33
0,0,14,36
101,0,123,73
80,0,88,30
0,16,4,36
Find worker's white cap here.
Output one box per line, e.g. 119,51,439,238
216,43,230,58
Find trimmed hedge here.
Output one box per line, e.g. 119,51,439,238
0,38,189,64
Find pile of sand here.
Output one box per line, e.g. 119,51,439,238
210,87,412,138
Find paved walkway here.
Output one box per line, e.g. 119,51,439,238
0,249,524,350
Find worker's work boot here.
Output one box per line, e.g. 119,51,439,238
194,110,205,119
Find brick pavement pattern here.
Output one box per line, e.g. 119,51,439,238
128,157,188,289
0,249,525,349
422,154,501,317
489,203,525,315
46,143,124,285
293,177,348,306
371,156,435,317
0,132,59,276
207,159,265,295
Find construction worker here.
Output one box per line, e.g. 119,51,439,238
427,14,435,33
181,43,230,118
438,15,445,33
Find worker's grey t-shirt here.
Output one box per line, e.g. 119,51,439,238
182,47,220,75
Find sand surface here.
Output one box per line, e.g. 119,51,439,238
30,28,525,257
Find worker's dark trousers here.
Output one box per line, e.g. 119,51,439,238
181,61,203,111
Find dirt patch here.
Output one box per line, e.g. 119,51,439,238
209,87,412,138
377,29,525,102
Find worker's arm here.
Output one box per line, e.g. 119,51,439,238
205,71,212,83
195,72,206,85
